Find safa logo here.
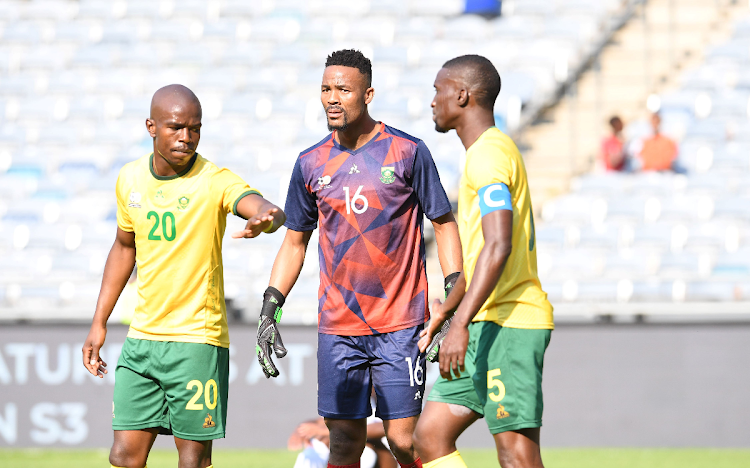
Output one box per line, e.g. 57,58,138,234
177,196,190,211
380,167,395,184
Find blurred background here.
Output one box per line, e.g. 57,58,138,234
1,0,750,457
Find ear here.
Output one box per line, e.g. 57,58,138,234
364,87,374,105
457,88,469,108
146,118,156,138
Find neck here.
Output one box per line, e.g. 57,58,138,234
152,149,191,177
335,114,379,150
455,109,496,150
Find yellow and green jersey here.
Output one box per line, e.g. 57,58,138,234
116,153,260,348
458,127,554,330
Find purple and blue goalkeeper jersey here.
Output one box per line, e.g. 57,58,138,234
284,122,452,336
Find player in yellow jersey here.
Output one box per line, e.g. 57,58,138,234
412,56,554,468
81,84,285,468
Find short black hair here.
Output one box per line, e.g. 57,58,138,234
325,49,372,87
609,116,622,128
442,55,501,110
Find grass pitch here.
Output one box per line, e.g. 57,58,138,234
3,448,750,467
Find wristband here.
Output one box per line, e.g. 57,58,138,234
444,272,460,289
261,286,285,322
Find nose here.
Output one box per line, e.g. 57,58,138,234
177,127,191,143
328,89,340,105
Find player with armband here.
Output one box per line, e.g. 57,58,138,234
413,56,554,468
256,49,463,468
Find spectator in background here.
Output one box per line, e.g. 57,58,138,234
639,112,678,171
600,116,627,171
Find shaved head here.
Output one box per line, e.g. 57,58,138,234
146,84,202,173
441,55,501,110
150,84,202,120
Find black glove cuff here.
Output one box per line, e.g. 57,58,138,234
261,286,285,318
444,272,460,289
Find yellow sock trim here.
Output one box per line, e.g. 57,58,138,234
423,451,467,468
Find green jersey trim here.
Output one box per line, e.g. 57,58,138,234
149,153,199,181
232,190,263,218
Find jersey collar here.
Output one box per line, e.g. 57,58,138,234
149,153,198,181
331,122,385,155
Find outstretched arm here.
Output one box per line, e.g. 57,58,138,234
232,193,286,238
439,209,512,379
82,227,136,378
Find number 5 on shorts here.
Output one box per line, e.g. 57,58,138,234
487,368,506,402
186,379,219,410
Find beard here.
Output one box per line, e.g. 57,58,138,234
326,106,349,132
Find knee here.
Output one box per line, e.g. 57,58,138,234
496,449,543,468
109,443,146,468
386,431,415,460
411,423,427,456
328,423,367,457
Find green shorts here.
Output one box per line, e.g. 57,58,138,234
427,322,551,434
112,338,229,441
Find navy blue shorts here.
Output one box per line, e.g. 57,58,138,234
318,324,426,420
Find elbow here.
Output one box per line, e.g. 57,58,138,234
486,240,512,263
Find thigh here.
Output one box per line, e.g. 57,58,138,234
425,324,483,415
318,333,372,419
158,342,229,441
112,338,169,432
369,325,424,420
472,324,551,435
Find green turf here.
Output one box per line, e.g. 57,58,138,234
2,448,750,467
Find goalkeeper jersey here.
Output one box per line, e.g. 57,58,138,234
458,127,554,330
116,153,260,348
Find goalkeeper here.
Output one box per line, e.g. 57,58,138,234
257,49,463,468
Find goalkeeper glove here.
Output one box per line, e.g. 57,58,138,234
426,272,461,363
256,286,288,378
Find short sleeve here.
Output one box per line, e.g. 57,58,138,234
211,168,261,218
410,141,452,220
466,142,513,191
115,171,133,232
284,157,318,231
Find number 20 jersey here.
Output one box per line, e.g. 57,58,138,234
116,153,259,348
284,123,452,336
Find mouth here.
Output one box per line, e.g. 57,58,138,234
326,107,344,119
171,148,193,157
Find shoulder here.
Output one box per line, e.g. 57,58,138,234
299,133,335,159
117,153,150,183
381,124,422,151
469,128,520,164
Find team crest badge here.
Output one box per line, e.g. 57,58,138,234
203,413,215,428
380,167,395,184
177,196,190,211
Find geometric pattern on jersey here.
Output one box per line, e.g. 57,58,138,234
285,123,452,336
458,127,554,329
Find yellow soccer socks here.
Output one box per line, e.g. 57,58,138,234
423,451,467,468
